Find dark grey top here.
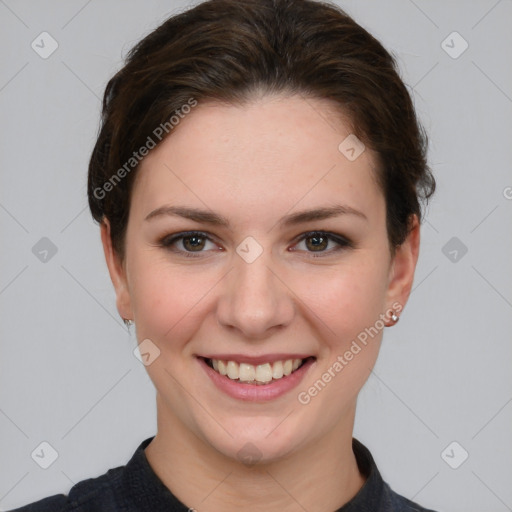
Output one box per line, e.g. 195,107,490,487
9,436,438,511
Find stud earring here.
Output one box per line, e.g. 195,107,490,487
123,318,134,327
390,312,399,323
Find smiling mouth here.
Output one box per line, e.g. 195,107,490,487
201,356,315,385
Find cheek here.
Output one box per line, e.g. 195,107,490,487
301,266,386,406
301,257,388,341
128,255,217,348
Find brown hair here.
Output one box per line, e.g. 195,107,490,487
87,0,435,260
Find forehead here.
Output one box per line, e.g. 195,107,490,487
131,94,384,227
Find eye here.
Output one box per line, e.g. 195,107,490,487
159,231,220,258
159,230,352,259
291,231,352,257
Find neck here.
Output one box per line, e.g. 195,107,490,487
145,394,366,512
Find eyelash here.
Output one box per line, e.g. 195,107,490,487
158,230,353,259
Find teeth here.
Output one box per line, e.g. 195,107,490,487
272,361,283,379
209,357,305,384
239,363,255,382
227,361,238,380
255,363,273,383
217,360,227,375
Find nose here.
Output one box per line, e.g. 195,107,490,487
216,246,295,340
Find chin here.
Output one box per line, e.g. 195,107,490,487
199,416,306,465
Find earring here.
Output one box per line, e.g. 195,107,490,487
123,318,134,327
390,312,399,323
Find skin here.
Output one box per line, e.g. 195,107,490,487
100,94,420,512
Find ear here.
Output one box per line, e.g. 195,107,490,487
100,218,133,322
385,214,420,320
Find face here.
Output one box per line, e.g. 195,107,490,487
102,94,419,464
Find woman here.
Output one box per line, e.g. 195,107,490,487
10,0,437,510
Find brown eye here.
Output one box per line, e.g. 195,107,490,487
305,234,329,252
292,231,352,257
182,234,207,251
160,231,218,258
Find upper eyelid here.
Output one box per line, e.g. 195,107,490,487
160,230,218,245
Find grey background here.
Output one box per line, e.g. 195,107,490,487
0,1,511,511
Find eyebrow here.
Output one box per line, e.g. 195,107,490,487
144,204,367,227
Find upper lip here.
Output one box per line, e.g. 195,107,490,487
198,354,315,365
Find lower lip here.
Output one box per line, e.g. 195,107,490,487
197,357,315,402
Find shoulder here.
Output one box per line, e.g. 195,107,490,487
382,480,439,512
350,438,439,512
7,437,158,512
6,465,124,512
